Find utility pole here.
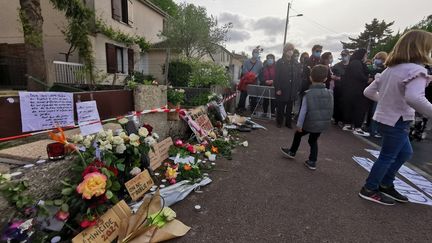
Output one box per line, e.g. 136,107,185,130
283,2,291,50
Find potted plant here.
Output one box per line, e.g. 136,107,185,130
167,88,185,121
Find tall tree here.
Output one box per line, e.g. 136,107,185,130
160,3,231,59
19,0,47,91
341,18,394,54
150,0,178,16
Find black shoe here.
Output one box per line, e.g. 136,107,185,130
379,185,409,203
358,187,395,206
304,160,316,170
280,147,295,159
285,122,292,129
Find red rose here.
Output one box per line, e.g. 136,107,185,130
91,159,104,167
55,210,70,221
82,165,100,177
142,124,153,135
107,166,119,177
80,219,97,228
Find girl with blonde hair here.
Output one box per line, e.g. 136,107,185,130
360,30,432,205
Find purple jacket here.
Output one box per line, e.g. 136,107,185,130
364,63,432,127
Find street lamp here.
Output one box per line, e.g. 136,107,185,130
283,2,303,49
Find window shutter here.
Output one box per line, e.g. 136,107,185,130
127,0,134,25
106,43,117,73
128,48,134,74
112,0,121,21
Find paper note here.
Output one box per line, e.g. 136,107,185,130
19,92,74,132
149,137,174,170
77,101,103,136
125,170,154,201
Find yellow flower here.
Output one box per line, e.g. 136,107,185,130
77,172,107,200
165,167,178,180
194,145,206,153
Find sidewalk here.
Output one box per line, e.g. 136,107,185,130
170,120,432,242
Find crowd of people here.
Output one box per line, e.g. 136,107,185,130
237,29,432,206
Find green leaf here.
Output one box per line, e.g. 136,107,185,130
61,187,73,196
44,200,54,206
111,181,121,191
106,179,112,188
101,167,110,177
60,180,72,187
54,199,63,206
105,190,113,199
105,157,112,167
116,164,125,172
61,203,69,212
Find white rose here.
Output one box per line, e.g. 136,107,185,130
115,143,127,154
119,132,129,141
178,89,185,93
118,117,129,125
152,132,160,140
83,138,92,148
130,141,140,147
105,130,113,137
71,134,84,143
97,130,107,138
129,167,141,176
138,127,149,137
242,141,249,147
112,136,124,145
129,133,140,142
144,136,156,146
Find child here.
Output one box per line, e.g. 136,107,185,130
280,64,334,170
360,30,432,206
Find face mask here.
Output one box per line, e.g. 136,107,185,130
267,59,274,65
253,52,259,59
313,51,321,57
374,59,383,66
329,59,333,64
342,56,350,62
286,50,294,57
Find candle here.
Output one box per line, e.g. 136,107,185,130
160,184,166,188
194,205,201,211
36,159,46,164
161,179,167,183
10,172,22,178
23,164,35,169
154,172,160,176
211,162,216,166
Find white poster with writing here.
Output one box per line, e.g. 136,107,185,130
19,92,74,132
77,101,103,136
353,156,432,206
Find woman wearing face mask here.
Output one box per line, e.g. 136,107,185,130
366,52,388,138
301,45,323,95
332,50,350,125
259,54,277,116
274,43,303,128
341,48,371,137
237,48,263,113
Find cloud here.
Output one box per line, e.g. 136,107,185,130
227,29,252,43
252,17,286,35
303,33,353,53
218,12,246,29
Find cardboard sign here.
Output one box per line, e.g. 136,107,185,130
19,92,74,132
186,106,213,141
77,101,103,136
72,200,131,243
149,137,174,170
125,170,154,201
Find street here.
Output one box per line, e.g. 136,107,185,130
171,120,432,242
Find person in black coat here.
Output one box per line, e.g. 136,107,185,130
341,48,371,136
274,43,303,128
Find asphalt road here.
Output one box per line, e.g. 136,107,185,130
170,120,432,243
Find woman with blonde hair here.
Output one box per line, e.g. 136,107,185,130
360,30,432,205
274,43,303,128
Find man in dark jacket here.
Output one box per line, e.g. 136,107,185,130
274,43,303,128
300,44,323,95
331,49,350,125
280,65,334,170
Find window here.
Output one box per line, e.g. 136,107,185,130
112,0,133,25
106,43,134,74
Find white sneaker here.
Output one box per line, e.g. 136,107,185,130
353,128,370,137
342,125,353,131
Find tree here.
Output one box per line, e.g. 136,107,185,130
150,0,178,16
160,3,232,59
341,18,394,54
19,0,47,91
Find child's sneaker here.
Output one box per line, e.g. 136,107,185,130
353,128,370,137
379,185,409,203
280,147,295,159
358,187,395,205
304,160,316,170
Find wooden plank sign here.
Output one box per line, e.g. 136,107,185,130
149,137,173,170
124,169,154,201
186,106,213,142
72,200,131,243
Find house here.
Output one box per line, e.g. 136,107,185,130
0,0,168,89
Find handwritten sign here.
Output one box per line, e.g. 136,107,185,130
149,137,174,170
125,170,154,201
72,200,131,243
77,101,103,136
19,92,74,132
186,106,213,141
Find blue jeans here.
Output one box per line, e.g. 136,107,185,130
364,118,413,190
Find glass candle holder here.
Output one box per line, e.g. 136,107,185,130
47,142,65,160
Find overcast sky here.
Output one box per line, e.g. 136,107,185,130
174,0,431,60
